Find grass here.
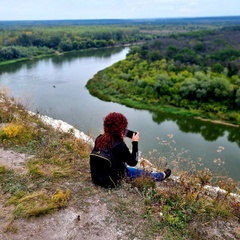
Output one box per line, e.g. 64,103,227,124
1,87,240,239
0,58,29,66
0,52,58,67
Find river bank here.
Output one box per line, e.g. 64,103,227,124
1,46,240,182
87,83,240,128
1,90,240,239
0,42,138,67
194,116,240,127
1,112,240,239
27,112,240,203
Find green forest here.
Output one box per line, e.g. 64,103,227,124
0,19,165,62
1,17,240,63
1,17,240,124
86,24,240,125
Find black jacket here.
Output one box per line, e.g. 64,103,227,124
111,140,138,180
91,135,138,187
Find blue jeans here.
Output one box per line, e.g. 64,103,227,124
127,167,164,181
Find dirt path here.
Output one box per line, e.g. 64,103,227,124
1,148,240,240
1,200,122,240
0,148,29,174
0,148,149,240
0,149,118,240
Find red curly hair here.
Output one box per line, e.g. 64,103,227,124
95,112,128,149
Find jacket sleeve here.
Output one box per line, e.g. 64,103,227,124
129,141,138,166
113,141,138,167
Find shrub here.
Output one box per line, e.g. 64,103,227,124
3,123,23,138
52,189,70,208
13,190,57,218
197,168,213,186
0,129,7,140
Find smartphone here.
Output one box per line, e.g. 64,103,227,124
125,129,136,138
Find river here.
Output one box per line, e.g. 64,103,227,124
0,47,239,181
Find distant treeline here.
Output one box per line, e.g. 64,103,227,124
0,25,147,61
1,16,240,27
86,26,240,124
132,26,240,77
1,16,240,62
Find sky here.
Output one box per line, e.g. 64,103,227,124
0,0,239,21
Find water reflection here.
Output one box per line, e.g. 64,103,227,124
228,130,240,147
0,61,28,75
51,47,124,66
0,47,124,75
152,111,240,146
0,47,239,181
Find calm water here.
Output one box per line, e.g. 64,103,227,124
0,47,240,181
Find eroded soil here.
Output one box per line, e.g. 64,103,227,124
0,148,240,240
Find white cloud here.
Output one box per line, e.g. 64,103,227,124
0,0,239,20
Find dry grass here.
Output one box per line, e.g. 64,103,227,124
1,87,240,239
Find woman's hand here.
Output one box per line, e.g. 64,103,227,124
132,132,139,142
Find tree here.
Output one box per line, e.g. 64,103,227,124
16,33,32,47
147,50,161,61
208,77,233,101
212,63,224,73
32,36,45,47
108,39,115,46
179,78,198,100
235,88,240,107
48,36,61,49
0,46,24,60
174,48,197,64
154,74,173,96
94,40,107,48
166,45,178,59
58,40,73,52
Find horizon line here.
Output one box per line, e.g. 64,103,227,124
1,15,240,22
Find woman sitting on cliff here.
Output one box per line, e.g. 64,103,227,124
90,112,171,188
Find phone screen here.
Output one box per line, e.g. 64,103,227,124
125,129,136,138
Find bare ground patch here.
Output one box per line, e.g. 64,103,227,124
1,198,125,240
0,148,239,240
0,149,151,240
0,148,29,174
